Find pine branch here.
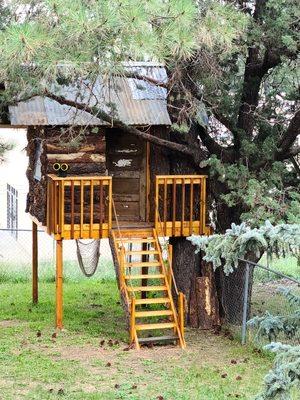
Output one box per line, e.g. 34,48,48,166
39,90,208,164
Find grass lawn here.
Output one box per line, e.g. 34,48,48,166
255,255,300,282
0,277,274,400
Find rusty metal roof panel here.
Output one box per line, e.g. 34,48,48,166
9,63,171,126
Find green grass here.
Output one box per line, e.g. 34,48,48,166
1,256,299,399
254,256,300,283
0,279,275,400
0,258,115,284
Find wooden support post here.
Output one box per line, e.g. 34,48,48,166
178,292,185,341
155,178,159,233
141,242,148,303
56,240,63,329
130,297,136,344
119,246,126,289
168,244,173,291
32,221,38,304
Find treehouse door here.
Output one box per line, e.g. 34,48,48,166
106,131,147,222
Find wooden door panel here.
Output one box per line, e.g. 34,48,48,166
114,201,140,221
113,178,140,194
107,131,147,222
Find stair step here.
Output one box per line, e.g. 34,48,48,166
114,229,153,238
135,297,170,305
125,274,164,280
135,310,173,317
136,322,176,331
125,250,158,255
138,335,178,343
127,286,167,292
116,238,155,243
125,261,161,268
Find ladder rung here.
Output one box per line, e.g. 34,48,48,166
136,322,176,331
125,262,161,268
138,335,178,343
135,310,173,317
135,298,170,305
125,274,164,280
127,286,167,292
126,250,158,255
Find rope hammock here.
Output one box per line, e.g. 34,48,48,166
76,239,101,277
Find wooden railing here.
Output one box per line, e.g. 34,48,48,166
155,175,210,237
47,174,112,240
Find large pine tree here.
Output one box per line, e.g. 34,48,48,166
0,0,299,324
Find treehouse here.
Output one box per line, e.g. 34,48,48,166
8,62,211,349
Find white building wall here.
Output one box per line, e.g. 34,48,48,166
0,128,112,264
0,128,30,229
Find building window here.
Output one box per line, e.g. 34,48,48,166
7,184,18,239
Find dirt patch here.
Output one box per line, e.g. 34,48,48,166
0,319,25,328
43,328,236,374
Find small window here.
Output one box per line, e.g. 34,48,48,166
7,184,18,240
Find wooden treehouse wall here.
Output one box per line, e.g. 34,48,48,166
26,126,106,225
26,125,169,226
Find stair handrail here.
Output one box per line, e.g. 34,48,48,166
155,203,179,296
111,196,136,300
111,197,125,249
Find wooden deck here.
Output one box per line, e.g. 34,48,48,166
46,174,211,240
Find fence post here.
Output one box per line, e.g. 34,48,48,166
241,262,250,345
32,221,38,304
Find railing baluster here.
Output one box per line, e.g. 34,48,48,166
163,177,167,236
155,178,159,233
90,179,94,238
46,180,50,234
108,178,113,231
71,181,75,239
80,179,84,238
54,181,58,234
172,178,176,236
200,177,206,235
181,178,185,236
99,180,103,238
60,180,65,236
202,177,207,234
189,178,194,236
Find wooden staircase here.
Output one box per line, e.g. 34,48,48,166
111,228,186,349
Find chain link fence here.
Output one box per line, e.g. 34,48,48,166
224,258,300,347
0,228,114,283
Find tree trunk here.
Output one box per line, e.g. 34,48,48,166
168,139,220,327
212,194,259,324
170,236,201,326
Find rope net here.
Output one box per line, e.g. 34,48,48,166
75,239,101,277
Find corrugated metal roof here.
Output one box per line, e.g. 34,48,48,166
9,63,171,126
